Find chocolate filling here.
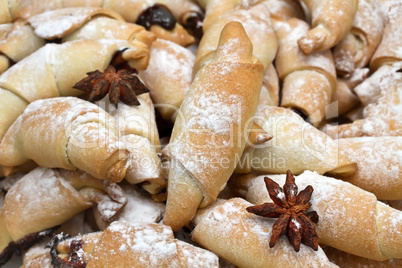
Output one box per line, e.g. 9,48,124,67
184,12,204,41
48,233,87,268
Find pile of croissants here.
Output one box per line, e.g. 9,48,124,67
0,0,401,267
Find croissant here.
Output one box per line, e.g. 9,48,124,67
334,136,402,200
333,0,384,76
22,221,219,268
0,97,129,182
297,0,358,55
162,22,264,231
229,171,402,261
236,106,356,176
321,67,402,139
138,39,195,121
323,246,402,268
0,7,160,75
0,167,127,265
0,38,150,142
2,0,200,45
191,198,338,268
369,3,402,72
273,18,336,125
195,0,278,73
266,0,306,21
100,94,166,194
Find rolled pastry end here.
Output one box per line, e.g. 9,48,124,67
105,150,130,183
297,25,329,55
163,158,203,232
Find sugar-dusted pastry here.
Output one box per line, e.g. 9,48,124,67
0,167,127,265
273,18,336,125
3,0,200,46
297,0,358,55
258,64,280,107
321,67,402,138
34,221,219,268
0,38,150,143
370,3,402,72
334,136,402,200
98,94,166,194
191,198,338,268
323,246,402,268
162,22,264,231
195,0,278,73
0,97,129,182
230,171,402,261
266,0,306,21
0,20,45,74
329,68,368,116
138,39,195,121
333,0,384,75
237,106,356,176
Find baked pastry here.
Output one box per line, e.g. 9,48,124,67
229,171,402,261
1,0,201,46
0,167,127,264
162,22,264,231
191,198,338,268
25,221,219,268
242,106,356,176
321,66,402,138
333,0,384,76
273,18,336,125
100,94,166,194
266,0,306,21
0,97,129,182
138,39,195,121
297,0,358,54
335,136,402,200
0,38,150,142
194,0,278,73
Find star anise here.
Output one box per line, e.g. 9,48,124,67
246,170,319,252
73,65,149,108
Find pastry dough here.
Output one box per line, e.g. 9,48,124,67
100,94,166,194
0,97,129,182
230,171,402,261
321,67,402,138
138,39,195,121
0,167,127,257
0,38,150,142
335,136,402,200
297,0,358,54
163,22,264,231
29,221,219,268
192,198,338,268
273,18,336,125
195,0,277,73
333,0,384,75
238,106,356,176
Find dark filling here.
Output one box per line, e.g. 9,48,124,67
109,48,138,72
136,4,176,31
291,108,309,122
0,225,60,266
45,38,62,44
48,233,87,268
184,12,204,41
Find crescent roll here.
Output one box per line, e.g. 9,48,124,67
230,171,402,261
335,137,402,200
0,97,129,182
0,167,127,264
237,106,356,176
29,222,219,268
0,38,150,142
333,0,384,75
297,0,358,55
273,18,336,125
191,198,338,268
162,22,264,231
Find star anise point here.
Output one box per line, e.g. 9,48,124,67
247,171,319,252
73,65,149,108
